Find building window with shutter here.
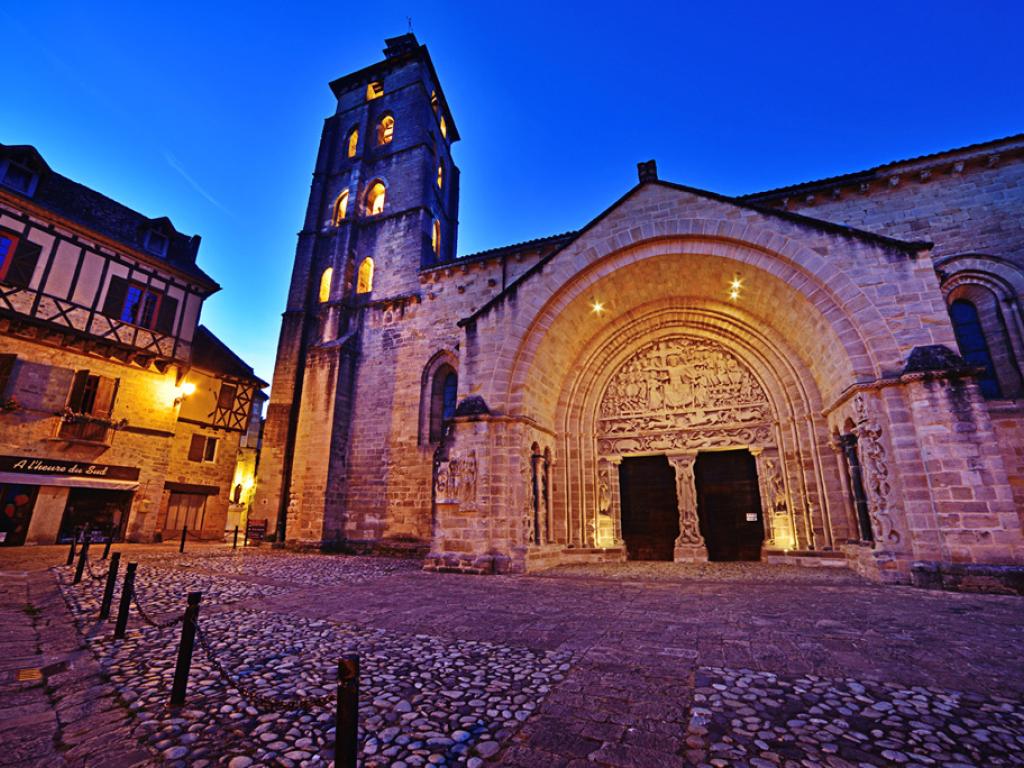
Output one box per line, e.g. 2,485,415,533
217,383,237,410
188,434,219,463
0,228,42,288
102,276,178,334
58,370,119,442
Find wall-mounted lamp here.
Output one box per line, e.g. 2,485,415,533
174,381,196,407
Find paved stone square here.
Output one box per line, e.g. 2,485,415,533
1,545,1023,767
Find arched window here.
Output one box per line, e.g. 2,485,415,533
431,219,441,255
366,81,383,101
356,258,374,294
436,162,443,189
950,299,1001,398
377,115,394,146
428,364,458,443
439,115,447,139
366,182,386,216
332,190,349,224
232,484,243,504
346,128,359,158
319,267,333,303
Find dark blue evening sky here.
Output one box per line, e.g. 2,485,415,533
3,2,1022,386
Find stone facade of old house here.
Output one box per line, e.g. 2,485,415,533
255,34,1024,585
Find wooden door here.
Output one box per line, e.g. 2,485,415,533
619,455,679,561
694,450,764,561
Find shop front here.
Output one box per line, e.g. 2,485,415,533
0,455,140,545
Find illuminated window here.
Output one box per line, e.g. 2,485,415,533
439,115,447,139
356,258,374,294
366,81,384,101
436,162,443,189
377,114,394,146
346,128,359,158
319,267,333,303
431,219,441,255
333,190,349,224
366,182,386,216
430,90,439,114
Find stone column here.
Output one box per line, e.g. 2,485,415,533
667,453,707,562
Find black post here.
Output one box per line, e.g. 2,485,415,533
114,562,137,639
169,592,202,707
243,526,249,548
335,654,360,768
66,533,77,566
232,526,239,550
179,525,187,553
73,531,91,585
99,552,121,621
102,525,114,559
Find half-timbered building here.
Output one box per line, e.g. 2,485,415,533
0,143,265,545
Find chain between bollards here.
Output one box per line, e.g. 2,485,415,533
99,552,121,621
73,525,92,585
169,592,202,707
336,654,360,768
114,562,137,639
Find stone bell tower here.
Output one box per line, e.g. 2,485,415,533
255,33,461,546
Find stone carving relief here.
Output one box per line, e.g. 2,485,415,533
598,337,772,454
435,450,477,506
852,394,900,545
667,455,702,545
522,452,535,544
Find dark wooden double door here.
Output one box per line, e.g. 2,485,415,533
619,450,764,562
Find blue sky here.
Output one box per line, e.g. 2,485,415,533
3,1,1023,386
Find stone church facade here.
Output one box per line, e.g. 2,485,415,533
255,34,1024,585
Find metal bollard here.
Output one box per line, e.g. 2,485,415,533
179,525,187,554
169,592,202,707
102,525,114,560
335,654,360,768
243,527,249,548
99,552,121,621
114,562,137,639
232,526,239,550
73,532,91,585
66,534,77,567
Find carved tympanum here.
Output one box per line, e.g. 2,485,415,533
598,337,771,454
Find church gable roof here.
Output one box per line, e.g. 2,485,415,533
459,175,929,328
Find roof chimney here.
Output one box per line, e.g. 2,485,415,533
637,160,658,183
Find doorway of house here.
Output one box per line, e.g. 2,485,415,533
618,454,679,560
694,449,764,561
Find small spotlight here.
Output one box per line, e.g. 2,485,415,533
181,382,196,396
730,277,743,291
591,300,605,314
729,289,740,301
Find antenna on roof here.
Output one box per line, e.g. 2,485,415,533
408,16,414,33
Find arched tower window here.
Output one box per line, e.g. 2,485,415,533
430,90,439,114
431,219,441,255
356,258,374,294
366,181,386,216
332,190,349,224
366,81,383,101
346,128,359,158
439,115,447,140
436,162,444,189
950,299,1002,398
319,267,333,303
377,115,394,146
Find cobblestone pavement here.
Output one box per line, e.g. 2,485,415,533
1,545,1023,767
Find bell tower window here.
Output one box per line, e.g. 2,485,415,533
377,115,394,146
439,115,447,139
319,267,333,303
366,182,386,216
430,90,439,114
332,190,349,224
431,219,441,255
356,258,374,294
346,128,359,158
436,163,443,189
366,81,384,101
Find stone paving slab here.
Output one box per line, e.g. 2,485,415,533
2,546,1024,767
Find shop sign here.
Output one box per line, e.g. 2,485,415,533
0,455,140,482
